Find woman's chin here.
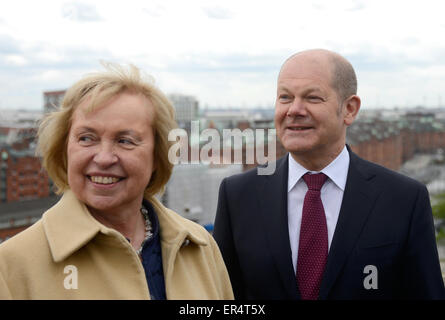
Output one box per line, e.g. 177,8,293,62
83,196,119,214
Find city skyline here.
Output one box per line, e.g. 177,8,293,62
1,0,445,110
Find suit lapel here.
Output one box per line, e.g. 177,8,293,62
257,155,300,298
319,150,380,299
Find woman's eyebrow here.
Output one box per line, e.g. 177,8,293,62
73,126,96,134
116,130,143,141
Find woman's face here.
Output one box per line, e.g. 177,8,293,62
66,91,156,215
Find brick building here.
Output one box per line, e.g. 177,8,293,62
0,124,52,204
347,114,445,170
0,146,51,203
0,130,56,240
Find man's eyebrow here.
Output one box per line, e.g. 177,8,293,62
277,86,292,93
277,85,324,94
302,87,324,95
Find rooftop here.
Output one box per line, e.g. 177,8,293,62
0,195,60,224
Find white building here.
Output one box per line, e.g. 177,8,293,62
164,163,243,230
167,94,199,124
43,90,66,113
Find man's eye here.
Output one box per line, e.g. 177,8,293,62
307,96,325,103
279,94,292,101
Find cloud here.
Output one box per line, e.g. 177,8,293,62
0,0,444,110
202,6,233,20
346,1,366,11
0,35,21,55
0,42,115,109
0,40,109,71
61,2,101,22
142,52,284,108
311,0,366,12
161,52,281,74
5,55,28,66
142,5,166,18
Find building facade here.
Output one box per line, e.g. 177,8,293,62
347,113,445,171
0,147,50,203
164,163,243,229
43,90,66,113
167,93,199,131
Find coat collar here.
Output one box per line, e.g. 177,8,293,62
42,190,207,263
149,196,208,248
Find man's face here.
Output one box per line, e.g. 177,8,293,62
274,54,348,163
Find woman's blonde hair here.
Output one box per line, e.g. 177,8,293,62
37,62,177,199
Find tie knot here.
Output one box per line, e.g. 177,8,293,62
303,173,327,191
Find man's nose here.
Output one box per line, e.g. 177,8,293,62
93,143,118,167
286,99,307,117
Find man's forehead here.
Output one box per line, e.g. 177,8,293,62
278,60,333,89
277,80,328,93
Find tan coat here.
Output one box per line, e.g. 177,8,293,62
0,190,233,300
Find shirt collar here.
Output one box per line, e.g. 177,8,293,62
288,145,350,192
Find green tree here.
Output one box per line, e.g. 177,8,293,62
432,193,445,240
433,193,445,219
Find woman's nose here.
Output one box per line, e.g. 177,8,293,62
93,143,118,167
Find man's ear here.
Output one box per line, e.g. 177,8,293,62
343,95,361,126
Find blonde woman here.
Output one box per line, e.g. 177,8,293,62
0,63,233,300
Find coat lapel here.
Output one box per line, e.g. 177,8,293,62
319,150,380,299
42,190,102,263
257,155,300,298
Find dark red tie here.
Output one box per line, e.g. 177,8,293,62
297,172,328,300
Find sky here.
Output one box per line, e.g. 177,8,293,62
0,0,444,111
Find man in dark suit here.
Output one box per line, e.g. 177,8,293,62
213,49,445,299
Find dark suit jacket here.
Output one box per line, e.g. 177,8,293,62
213,148,445,299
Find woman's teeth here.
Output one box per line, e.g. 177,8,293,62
90,176,119,184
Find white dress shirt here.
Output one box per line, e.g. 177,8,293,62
288,146,350,273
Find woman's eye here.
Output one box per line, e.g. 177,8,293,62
119,138,134,145
79,135,94,143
